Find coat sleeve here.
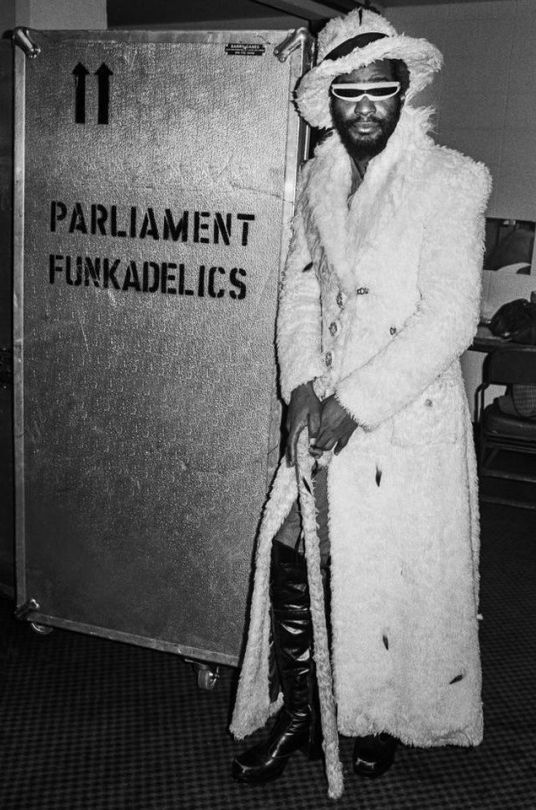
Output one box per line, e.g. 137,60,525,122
335,158,492,429
277,187,325,404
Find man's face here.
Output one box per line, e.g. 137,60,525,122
330,59,404,162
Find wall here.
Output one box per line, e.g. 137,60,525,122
387,0,536,412
18,0,106,30
388,0,536,219
1,0,106,33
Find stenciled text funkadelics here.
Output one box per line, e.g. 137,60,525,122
47,201,259,300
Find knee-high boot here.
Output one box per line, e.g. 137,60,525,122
232,540,321,784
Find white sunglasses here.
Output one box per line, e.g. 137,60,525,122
330,81,401,101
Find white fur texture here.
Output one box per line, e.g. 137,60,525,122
296,8,443,128
296,438,343,799
231,104,491,787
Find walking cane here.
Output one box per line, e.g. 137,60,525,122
295,432,344,800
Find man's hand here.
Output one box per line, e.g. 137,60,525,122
285,381,322,466
311,395,358,456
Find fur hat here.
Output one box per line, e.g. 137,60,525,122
295,7,443,129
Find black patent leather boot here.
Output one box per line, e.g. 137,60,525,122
353,733,398,778
232,541,322,784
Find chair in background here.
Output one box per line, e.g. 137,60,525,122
475,347,536,508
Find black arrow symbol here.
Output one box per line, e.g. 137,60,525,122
95,63,113,125
72,62,89,124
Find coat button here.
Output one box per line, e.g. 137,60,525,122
356,287,369,295
336,291,344,308
390,326,397,335
325,351,333,367
329,322,338,336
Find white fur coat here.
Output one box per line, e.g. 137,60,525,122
231,105,491,750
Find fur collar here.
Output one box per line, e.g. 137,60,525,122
300,105,435,293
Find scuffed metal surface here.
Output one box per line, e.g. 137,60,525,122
16,30,308,663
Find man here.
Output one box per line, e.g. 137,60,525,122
231,7,491,798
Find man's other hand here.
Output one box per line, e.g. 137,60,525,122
313,395,358,456
286,381,322,467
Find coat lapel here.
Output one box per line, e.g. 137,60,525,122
301,134,355,293
302,106,433,293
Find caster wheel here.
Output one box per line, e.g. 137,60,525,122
193,662,220,690
197,667,220,690
30,622,53,635
184,657,221,690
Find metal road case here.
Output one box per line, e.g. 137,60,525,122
13,27,312,668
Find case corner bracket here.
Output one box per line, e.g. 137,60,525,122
15,598,40,619
12,27,41,59
274,28,314,63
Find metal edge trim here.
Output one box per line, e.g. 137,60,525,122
23,614,238,667
278,33,312,293
13,45,26,607
280,32,313,251
265,34,313,489
20,28,295,45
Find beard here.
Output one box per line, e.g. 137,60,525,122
331,100,402,163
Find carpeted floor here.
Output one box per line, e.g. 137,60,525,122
1,502,535,809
